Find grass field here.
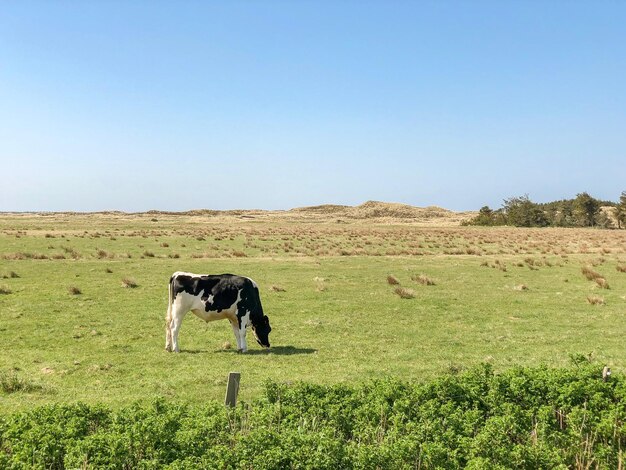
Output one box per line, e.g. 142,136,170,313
1,211,626,412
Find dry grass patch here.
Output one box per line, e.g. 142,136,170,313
412,274,436,286
394,286,415,299
587,295,605,305
96,249,112,259
387,275,400,285
313,277,327,292
121,277,138,288
0,371,42,394
68,286,82,295
595,277,610,289
1,271,20,279
2,253,26,260
492,259,507,272
0,285,12,295
62,246,82,259
617,264,626,273
88,363,112,372
513,284,528,291
270,285,286,292
581,266,603,281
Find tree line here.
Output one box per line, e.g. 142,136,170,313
464,191,626,228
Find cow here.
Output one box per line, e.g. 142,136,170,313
165,271,271,353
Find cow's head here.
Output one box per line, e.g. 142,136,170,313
252,315,271,348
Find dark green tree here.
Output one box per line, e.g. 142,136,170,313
542,199,575,227
475,206,495,226
503,195,547,227
573,192,600,227
463,206,507,226
615,191,626,229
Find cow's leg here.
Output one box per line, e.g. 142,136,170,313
238,327,247,353
165,304,173,352
236,309,250,353
229,319,242,351
169,304,186,353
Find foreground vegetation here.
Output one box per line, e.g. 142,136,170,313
1,362,624,469
1,211,626,413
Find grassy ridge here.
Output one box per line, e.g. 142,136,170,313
1,213,626,412
1,363,624,469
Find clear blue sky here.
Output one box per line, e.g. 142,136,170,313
1,1,625,212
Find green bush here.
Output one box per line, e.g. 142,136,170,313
1,363,625,469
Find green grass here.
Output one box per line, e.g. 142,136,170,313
1,213,626,412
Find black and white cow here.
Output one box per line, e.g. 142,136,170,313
165,272,271,353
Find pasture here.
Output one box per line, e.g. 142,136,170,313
1,210,626,413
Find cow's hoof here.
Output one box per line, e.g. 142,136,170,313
238,348,247,353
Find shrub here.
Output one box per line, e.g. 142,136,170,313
1,365,626,468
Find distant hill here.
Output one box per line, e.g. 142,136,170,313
2,201,477,226
289,201,476,225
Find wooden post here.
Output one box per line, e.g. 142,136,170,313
225,372,241,407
